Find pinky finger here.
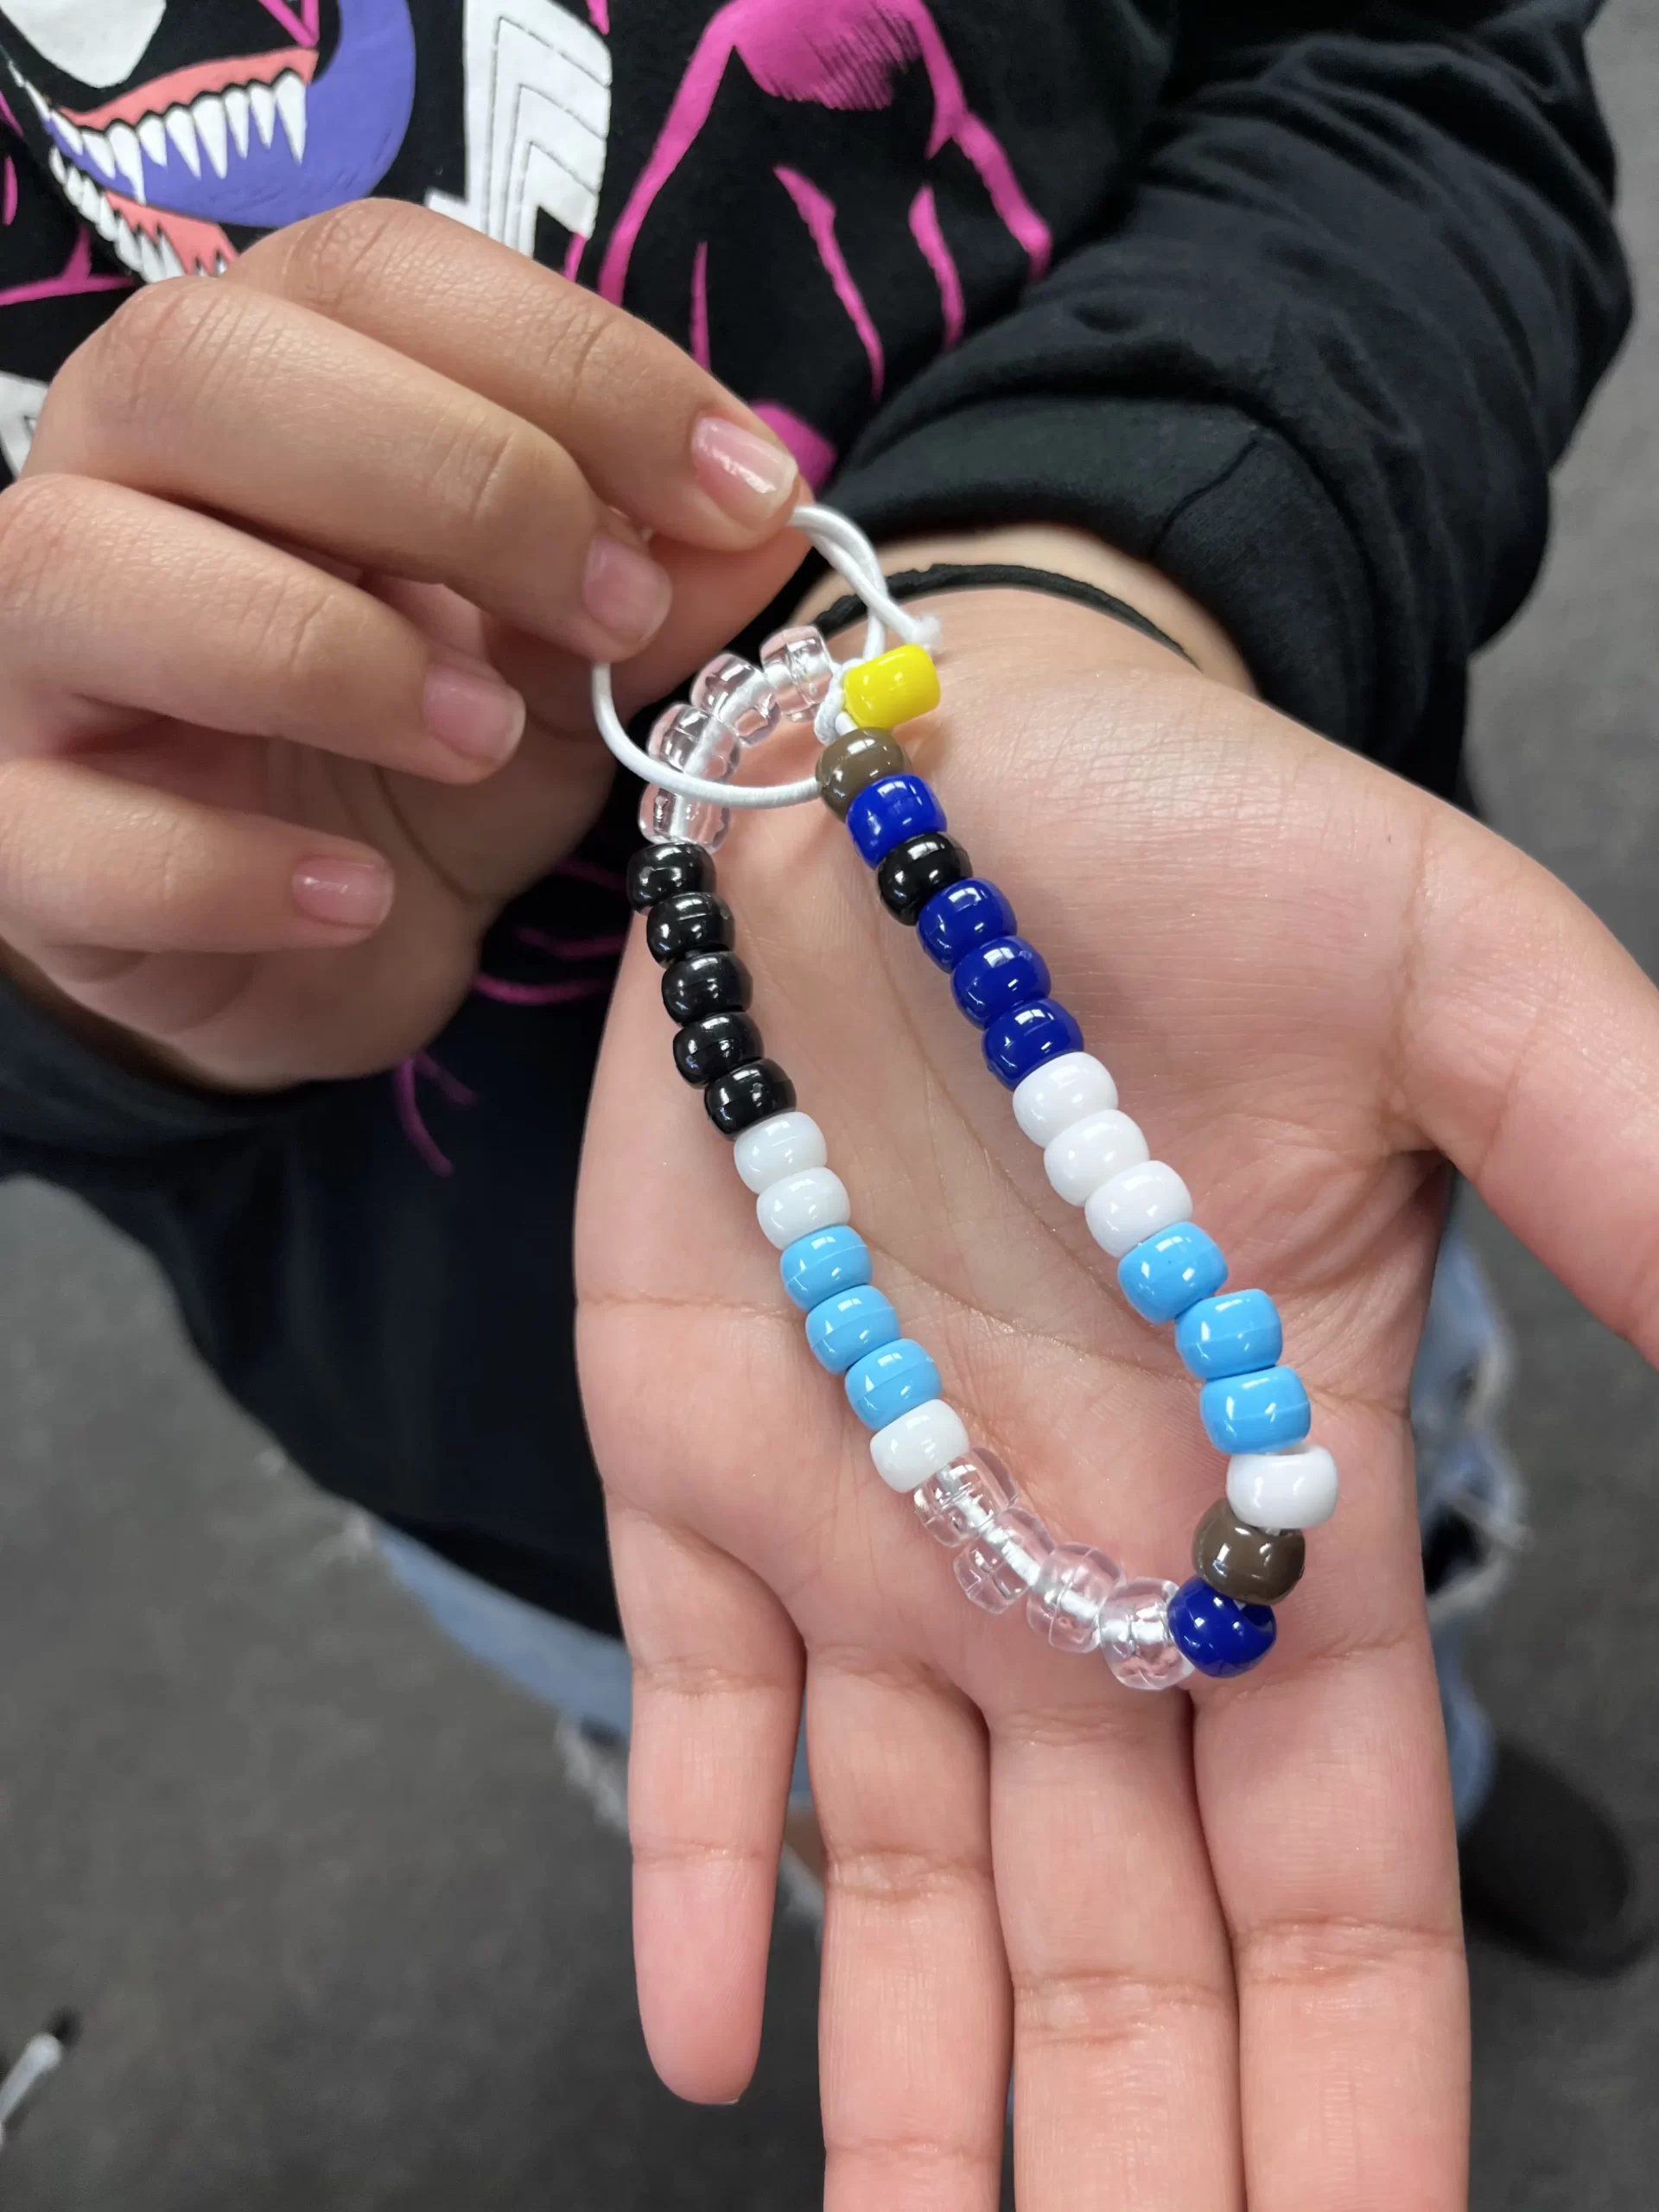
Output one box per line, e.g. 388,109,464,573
609,1502,805,2105
0,754,393,958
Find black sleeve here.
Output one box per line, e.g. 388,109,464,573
829,1,1630,795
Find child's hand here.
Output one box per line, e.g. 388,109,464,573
0,202,804,1088
579,582,1659,2207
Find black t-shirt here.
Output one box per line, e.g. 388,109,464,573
0,1,1630,1629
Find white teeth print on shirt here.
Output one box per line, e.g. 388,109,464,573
249,79,278,149
163,104,200,176
271,73,307,162
106,120,146,201
47,143,207,280
192,92,229,179
25,67,311,221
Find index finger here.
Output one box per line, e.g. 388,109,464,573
230,200,803,550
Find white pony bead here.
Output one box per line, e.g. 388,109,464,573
734,1112,827,1193
1012,1052,1117,1146
1227,1442,1340,1530
755,1166,851,1249
1044,1109,1147,1207
1084,1160,1193,1259
870,1400,970,1492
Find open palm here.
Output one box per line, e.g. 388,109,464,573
578,589,1659,2209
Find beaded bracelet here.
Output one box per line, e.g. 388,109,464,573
599,508,1339,1687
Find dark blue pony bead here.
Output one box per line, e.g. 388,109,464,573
982,998,1084,1088
917,878,1017,971
951,937,1051,1027
1167,1579,1277,1678
845,773,946,866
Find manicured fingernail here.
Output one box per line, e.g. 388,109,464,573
292,856,393,930
582,532,673,647
690,414,797,524
423,659,526,762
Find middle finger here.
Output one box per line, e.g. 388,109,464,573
991,1677,1242,2209
30,278,671,662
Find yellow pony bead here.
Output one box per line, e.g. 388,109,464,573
843,643,941,731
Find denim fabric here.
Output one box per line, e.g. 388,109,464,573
378,1523,815,1810
1412,1217,1528,1828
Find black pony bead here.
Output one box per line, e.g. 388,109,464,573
877,832,971,925
645,891,734,966
673,1011,765,1087
661,950,753,1025
704,1059,797,1136
627,842,714,912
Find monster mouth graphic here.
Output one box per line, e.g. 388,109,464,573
3,0,416,276
22,48,319,276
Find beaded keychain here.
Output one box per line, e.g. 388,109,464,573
594,506,1338,1687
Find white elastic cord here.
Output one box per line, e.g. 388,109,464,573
589,502,938,810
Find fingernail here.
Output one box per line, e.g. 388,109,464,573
423,659,527,762
582,532,673,648
292,856,393,931
690,414,797,524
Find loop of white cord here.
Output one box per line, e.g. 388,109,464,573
589,502,938,810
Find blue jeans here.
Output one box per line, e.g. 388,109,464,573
383,1217,1521,1831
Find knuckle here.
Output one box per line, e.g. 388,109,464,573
427,408,581,569
0,473,99,631
1236,1910,1463,1994
827,1840,991,1909
263,197,424,319
0,469,79,577
543,292,631,415
632,1654,787,1707
73,277,241,443
631,1832,773,1876
0,760,89,924
238,564,347,706
537,284,690,434
1011,1961,1230,2050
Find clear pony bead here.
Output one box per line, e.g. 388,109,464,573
760,623,836,723
648,702,740,779
1027,1543,1123,1654
913,1447,1018,1548
1099,1577,1194,1692
691,652,782,745
639,701,739,849
638,782,731,849
954,1508,1053,1614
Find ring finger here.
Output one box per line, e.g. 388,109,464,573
0,474,526,781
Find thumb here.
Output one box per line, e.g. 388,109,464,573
486,525,812,737
1398,798,1659,1362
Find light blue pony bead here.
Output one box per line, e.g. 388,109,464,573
1117,1224,1229,1325
1199,1367,1311,1454
804,1284,900,1374
1176,1289,1283,1379
779,1225,872,1312
845,1338,942,1429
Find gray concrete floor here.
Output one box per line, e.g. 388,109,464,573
6,10,1659,2206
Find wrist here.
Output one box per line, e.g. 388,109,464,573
797,522,1255,696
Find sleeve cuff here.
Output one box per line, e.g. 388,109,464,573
829,391,1378,759
0,969,317,1160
